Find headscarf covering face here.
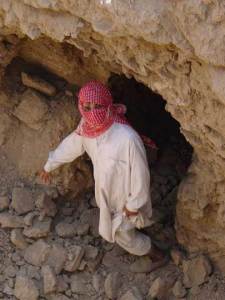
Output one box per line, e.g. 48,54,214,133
76,80,129,138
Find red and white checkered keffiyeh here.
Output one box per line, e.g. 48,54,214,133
76,80,129,138
75,80,157,149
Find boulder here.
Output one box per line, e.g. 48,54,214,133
148,277,169,300
14,88,48,130
14,276,39,300
120,287,143,300
0,196,10,211
35,191,57,218
11,187,35,215
24,239,50,266
0,212,24,228
41,265,57,294
64,245,84,272
55,222,76,238
183,255,212,288
70,273,91,295
10,228,28,249
172,280,187,298
104,272,121,299
21,72,56,96
46,244,67,274
23,217,52,238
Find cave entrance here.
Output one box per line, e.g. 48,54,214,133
108,74,193,248
3,53,193,247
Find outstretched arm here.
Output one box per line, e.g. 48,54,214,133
42,132,85,174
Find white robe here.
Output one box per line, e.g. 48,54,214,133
44,123,152,243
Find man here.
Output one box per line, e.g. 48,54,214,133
40,80,166,272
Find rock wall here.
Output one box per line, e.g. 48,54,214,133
1,0,225,270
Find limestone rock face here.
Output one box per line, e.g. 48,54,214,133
1,0,225,271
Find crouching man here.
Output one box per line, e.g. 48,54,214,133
40,80,167,272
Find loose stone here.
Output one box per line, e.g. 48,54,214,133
10,228,28,249
104,272,121,299
55,222,76,238
24,239,50,266
23,217,52,238
14,276,39,300
172,280,187,298
42,265,57,294
0,195,10,211
11,187,35,215
64,245,84,272
183,255,212,288
0,212,24,228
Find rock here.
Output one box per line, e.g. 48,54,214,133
130,256,152,273
92,273,103,292
23,217,52,238
14,89,48,130
4,265,17,278
3,284,14,295
55,222,76,238
183,255,212,288
62,207,74,216
84,245,99,260
78,259,87,271
56,276,69,293
0,112,12,146
35,192,57,218
26,265,41,280
7,277,15,288
148,277,168,300
46,244,67,274
170,248,184,266
11,228,28,249
0,195,10,211
104,272,121,299
11,187,35,215
42,265,57,294
190,285,201,296
172,280,187,298
21,72,56,96
80,208,99,237
76,223,89,236
0,212,24,228
24,211,38,226
70,273,92,295
24,239,50,266
64,245,84,272
120,287,143,300
14,276,39,300
12,251,23,264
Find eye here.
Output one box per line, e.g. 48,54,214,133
83,103,91,111
95,104,104,109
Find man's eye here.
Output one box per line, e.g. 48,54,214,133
83,105,91,111
95,105,103,109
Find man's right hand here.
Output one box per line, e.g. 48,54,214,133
39,170,51,184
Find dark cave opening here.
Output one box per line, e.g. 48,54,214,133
108,74,193,247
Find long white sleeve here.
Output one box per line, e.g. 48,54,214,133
44,132,85,172
126,136,151,212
